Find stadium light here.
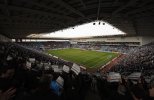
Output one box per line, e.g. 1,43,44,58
98,22,101,25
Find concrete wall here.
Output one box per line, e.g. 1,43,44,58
71,36,142,46
142,36,154,45
72,36,142,42
0,34,11,42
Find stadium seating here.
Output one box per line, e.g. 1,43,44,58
110,43,154,77
71,43,137,53
18,41,70,51
0,42,154,100
101,45,137,53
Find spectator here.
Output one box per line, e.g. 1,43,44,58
26,74,60,100
147,77,154,100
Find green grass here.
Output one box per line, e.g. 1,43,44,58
47,48,119,69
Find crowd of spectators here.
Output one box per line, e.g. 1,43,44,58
0,42,154,100
101,45,137,53
72,44,101,50
18,41,138,54
72,44,137,53
110,43,154,77
18,41,70,51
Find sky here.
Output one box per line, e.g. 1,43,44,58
27,20,126,38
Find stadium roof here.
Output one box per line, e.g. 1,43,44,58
28,21,126,38
0,0,154,39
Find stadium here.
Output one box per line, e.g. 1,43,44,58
0,0,154,100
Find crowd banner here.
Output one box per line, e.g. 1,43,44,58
54,67,61,72
44,63,50,67
51,65,61,72
52,65,59,69
71,63,81,75
56,76,64,87
29,58,35,63
127,72,141,80
63,65,70,73
26,61,31,69
7,55,12,61
107,72,121,82
44,63,50,70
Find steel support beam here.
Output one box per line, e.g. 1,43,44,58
125,5,154,15
112,0,138,15
79,0,86,9
97,0,101,20
21,0,69,15
51,0,85,17
0,4,74,20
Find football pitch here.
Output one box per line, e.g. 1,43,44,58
47,49,119,69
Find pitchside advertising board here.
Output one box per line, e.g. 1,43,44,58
70,41,77,44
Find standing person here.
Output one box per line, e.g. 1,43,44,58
117,78,133,100
0,62,16,100
26,74,60,100
145,77,154,100
91,76,97,93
